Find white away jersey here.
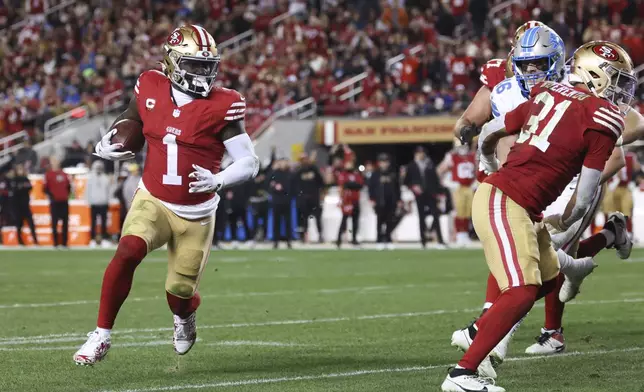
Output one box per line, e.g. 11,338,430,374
490,70,572,118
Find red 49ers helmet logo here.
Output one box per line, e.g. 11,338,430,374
592,44,619,61
167,30,184,46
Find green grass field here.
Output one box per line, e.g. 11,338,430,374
1,248,644,392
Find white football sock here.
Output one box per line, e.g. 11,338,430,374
96,327,111,337
556,249,574,274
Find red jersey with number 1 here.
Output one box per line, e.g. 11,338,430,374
452,152,476,186
133,70,245,205
486,81,623,219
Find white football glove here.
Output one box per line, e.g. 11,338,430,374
478,154,500,175
188,164,224,193
544,214,569,233
93,129,136,161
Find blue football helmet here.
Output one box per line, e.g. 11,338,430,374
512,26,566,95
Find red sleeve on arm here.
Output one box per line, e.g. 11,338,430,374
583,129,618,170
503,100,530,134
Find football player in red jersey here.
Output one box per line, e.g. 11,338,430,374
441,43,635,392
438,144,476,246
454,21,544,145
73,25,259,366
604,151,641,234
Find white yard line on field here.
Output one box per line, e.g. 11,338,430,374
3,296,644,345
0,340,304,351
0,283,445,310
97,347,644,392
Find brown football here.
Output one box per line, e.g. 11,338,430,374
110,119,145,153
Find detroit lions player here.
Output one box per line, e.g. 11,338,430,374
450,28,632,373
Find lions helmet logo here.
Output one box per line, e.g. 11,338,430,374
167,30,183,46
592,45,619,61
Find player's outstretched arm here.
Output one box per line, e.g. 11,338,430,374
189,121,259,194
454,86,492,145
600,146,625,184
619,109,644,146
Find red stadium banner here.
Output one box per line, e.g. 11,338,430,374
318,116,457,145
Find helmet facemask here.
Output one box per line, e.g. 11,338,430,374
167,51,220,98
513,53,563,94
598,64,636,114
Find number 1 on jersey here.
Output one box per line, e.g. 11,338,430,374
162,134,182,186
517,91,572,153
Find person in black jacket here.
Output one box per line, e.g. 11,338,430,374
292,153,325,243
11,164,38,245
404,146,446,248
224,182,252,248
267,158,293,249
213,189,227,249
248,169,269,242
368,153,400,250
0,168,12,245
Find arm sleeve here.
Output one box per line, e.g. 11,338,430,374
564,166,602,227
582,129,618,171
216,133,260,189
503,100,530,134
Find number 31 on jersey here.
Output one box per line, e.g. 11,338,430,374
516,91,571,153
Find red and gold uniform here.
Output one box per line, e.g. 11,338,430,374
475,81,622,290
445,151,476,236
126,69,245,298
604,151,637,231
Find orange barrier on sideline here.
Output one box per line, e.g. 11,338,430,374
2,172,122,246
1,200,121,246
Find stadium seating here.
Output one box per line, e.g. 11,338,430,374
1,0,643,145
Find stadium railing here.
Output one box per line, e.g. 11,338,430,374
219,11,293,57
102,89,125,128
332,44,424,102
0,0,78,34
488,0,522,19
252,97,317,140
43,105,91,140
0,130,30,166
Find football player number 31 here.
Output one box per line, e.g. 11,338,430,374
162,134,182,186
517,91,572,152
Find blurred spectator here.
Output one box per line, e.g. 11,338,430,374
86,160,112,248
13,139,38,173
292,152,325,243
336,159,364,248
249,167,270,242
44,157,70,248
404,146,445,248
62,140,87,168
368,153,400,250
122,163,140,210
224,183,253,248
267,157,293,249
11,164,38,246
213,189,227,249
0,168,10,244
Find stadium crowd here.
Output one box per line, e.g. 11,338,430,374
2,0,644,142
1,0,644,248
